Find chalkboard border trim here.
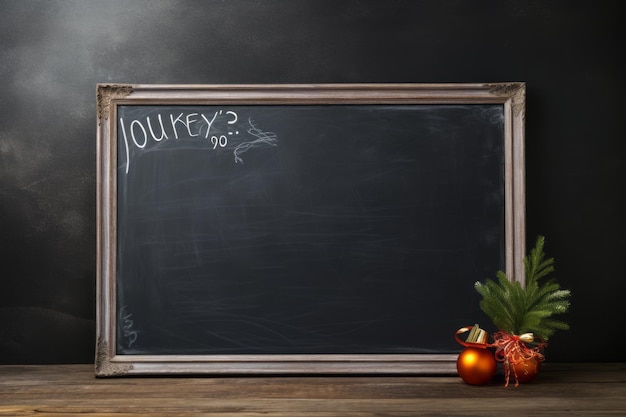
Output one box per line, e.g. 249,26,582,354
96,83,525,377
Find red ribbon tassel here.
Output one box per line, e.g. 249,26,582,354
490,331,547,387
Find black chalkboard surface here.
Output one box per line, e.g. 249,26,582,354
96,84,526,376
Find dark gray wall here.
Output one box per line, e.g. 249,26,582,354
0,0,622,364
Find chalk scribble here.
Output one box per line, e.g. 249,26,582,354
233,118,278,164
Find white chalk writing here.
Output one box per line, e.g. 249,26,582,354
120,306,138,349
119,109,242,174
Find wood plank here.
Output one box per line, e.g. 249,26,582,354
1,364,625,416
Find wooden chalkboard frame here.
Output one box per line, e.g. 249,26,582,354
95,83,525,376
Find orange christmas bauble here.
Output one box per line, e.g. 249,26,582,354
456,347,497,385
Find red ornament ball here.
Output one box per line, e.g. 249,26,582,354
509,357,541,383
456,347,497,385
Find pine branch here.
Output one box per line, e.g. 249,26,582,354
475,236,571,340
524,235,555,285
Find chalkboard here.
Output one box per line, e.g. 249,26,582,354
95,83,526,376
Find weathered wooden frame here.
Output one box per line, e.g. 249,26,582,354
96,83,525,376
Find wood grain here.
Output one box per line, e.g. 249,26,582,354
1,363,625,416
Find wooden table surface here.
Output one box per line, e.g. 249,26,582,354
1,363,625,416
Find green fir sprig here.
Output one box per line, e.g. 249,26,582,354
474,236,571,340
